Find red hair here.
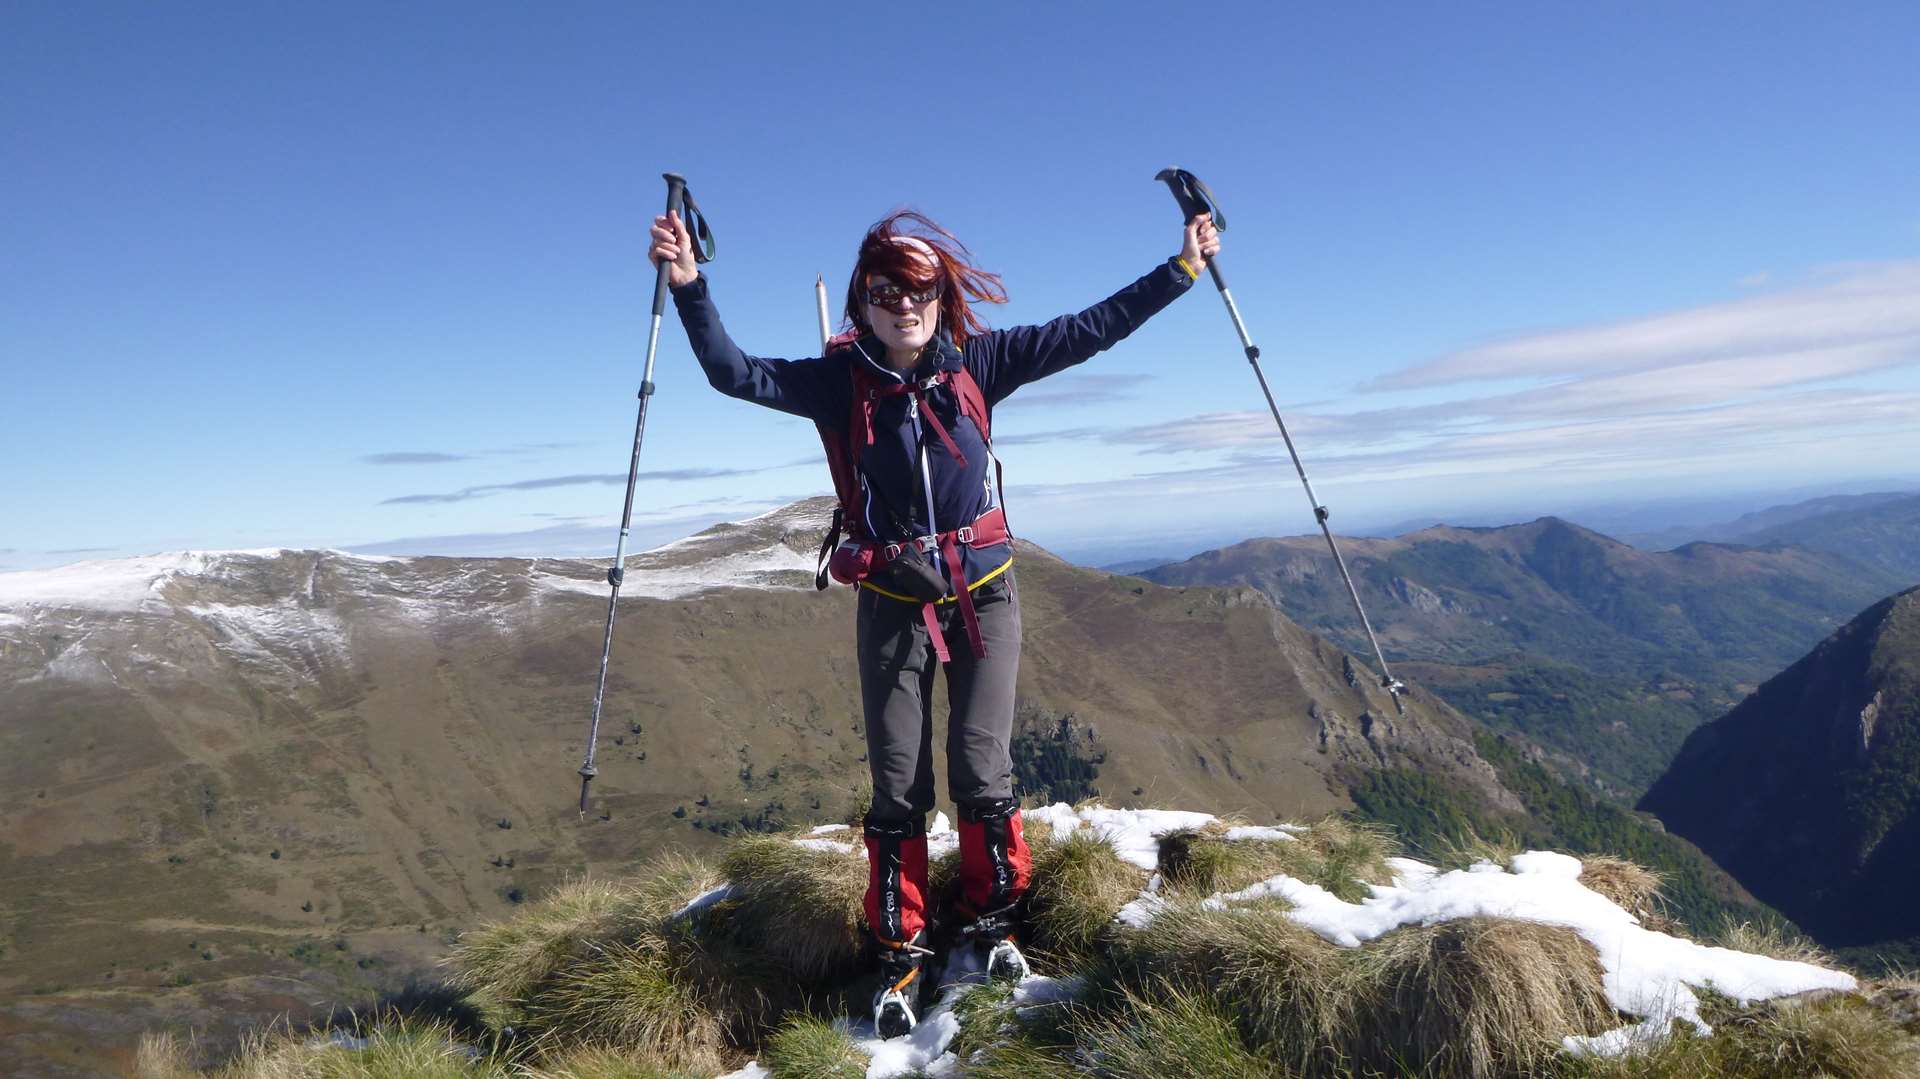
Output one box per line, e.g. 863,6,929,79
843,210,1007,346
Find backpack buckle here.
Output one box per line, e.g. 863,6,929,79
883,542,903,560
955,526,975,545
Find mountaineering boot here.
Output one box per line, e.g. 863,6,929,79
955,797,1032,980
956,901,1030,981
864,814,932,1038
872,931,932,1039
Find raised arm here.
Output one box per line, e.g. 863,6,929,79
966,215,1221,405
653,211,837,421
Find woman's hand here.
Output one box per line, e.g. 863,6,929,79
1179,212,1222,277
649,210,700,288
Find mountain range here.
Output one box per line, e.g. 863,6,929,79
1139,514,1907,796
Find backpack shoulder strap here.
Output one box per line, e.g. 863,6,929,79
949,366,991,445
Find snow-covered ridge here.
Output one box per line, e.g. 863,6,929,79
0,506,834,616
0,549,398,612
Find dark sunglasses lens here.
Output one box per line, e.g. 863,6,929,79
867,282,940,306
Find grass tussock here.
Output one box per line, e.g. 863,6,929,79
1565,993,1920,1078
955,1034,1087,1079
718,836,867,981
760,1015,869,1079
136,1031,197,1079
946,981,1019,1061
449,854,721,1016
1158,817,1395,904
1711,917,1834,968
1079,983,1284,1079
1023,829,1148,965
515,1043,715,1079
1578,857,1664,920
1343,917,1615,1079
1106,903,1345,1069
511,937,728,1071
1428,829,1524,873
194,1018,513,1079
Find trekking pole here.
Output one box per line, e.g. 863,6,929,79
1154,168,1407,715
578,172,717,816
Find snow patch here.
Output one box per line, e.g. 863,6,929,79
1139,846,1855,1057
532,543,816,601
1027,803,1224,868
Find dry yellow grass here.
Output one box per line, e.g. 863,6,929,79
716,836,867,982
1710,919,1833,968
135,1031,197,1079
514,1044,715,1078
1343,917,1615,1079
1577,856,1664,919
1023,829,1148,965
447,878,646,1009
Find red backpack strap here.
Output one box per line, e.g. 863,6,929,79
949,366,990,445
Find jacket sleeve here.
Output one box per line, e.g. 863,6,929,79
965,258,1195,406
670,274,837,422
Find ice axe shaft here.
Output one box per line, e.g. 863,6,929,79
1154,167,1406,714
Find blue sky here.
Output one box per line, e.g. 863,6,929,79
5,2,1918,571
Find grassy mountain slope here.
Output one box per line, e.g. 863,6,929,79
1639,586,1920,950
0,501,1508,1074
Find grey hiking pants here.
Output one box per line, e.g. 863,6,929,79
856,572,1022,824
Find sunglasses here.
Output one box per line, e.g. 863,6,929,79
865,281,942,308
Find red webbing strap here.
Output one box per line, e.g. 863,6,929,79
940,534,987,660
868,372,969,468
920,602,950,663
914,396,967,467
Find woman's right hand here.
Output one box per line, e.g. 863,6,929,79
649,210,699,288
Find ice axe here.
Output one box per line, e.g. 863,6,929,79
1155,167,1407,714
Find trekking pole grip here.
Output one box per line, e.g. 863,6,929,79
650,173,689,318
1155,167,1228,290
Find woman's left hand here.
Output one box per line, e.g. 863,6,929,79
1180,213,1222,276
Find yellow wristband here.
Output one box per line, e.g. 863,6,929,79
1175,256,1199,281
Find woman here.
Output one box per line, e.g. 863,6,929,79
650,204,1220,1036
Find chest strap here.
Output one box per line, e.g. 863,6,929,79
865,370,968,468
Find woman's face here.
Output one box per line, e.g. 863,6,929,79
865,269,941,358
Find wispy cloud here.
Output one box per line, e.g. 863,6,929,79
348,494,808,558
1368,261,1920,392
361,442,584,465
362,452,472,465
993,426,1112,447
381,468,761,506
46,546,116,554
999,373,1155,410
1073,263,1920,496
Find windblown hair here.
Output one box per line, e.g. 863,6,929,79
843,210,1008,345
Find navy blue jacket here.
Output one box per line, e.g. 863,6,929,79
670,258,1194,595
